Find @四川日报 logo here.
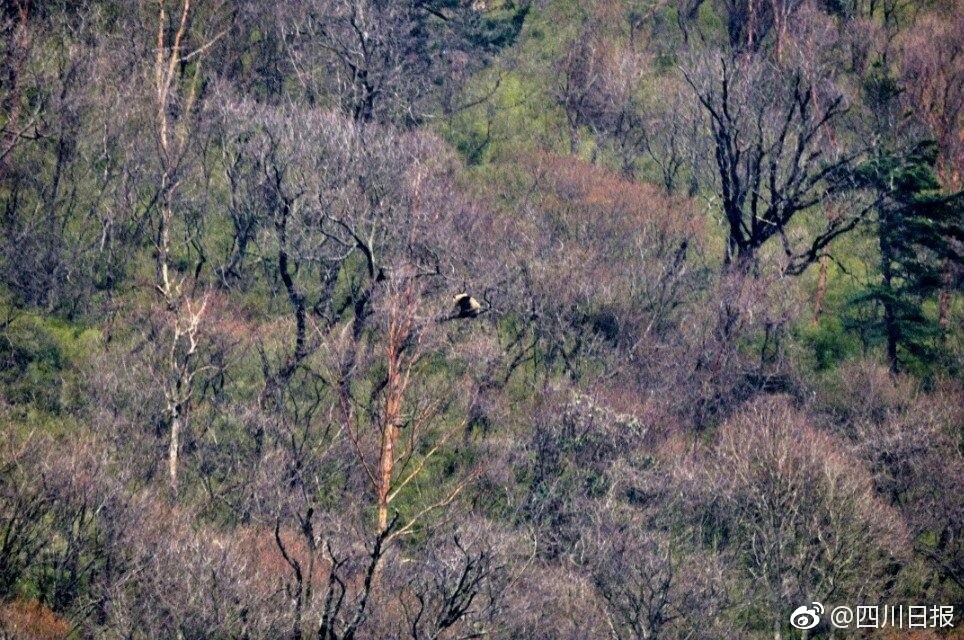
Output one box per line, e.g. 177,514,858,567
790,602,824,629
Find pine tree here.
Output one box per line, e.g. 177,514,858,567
849,141,963,373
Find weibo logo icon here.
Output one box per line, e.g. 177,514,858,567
790,602,824,630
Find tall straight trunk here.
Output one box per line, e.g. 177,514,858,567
153,0,204,498
811,202,837,325
812,254,829,326
168,413,180,495
376,423,398,532
377,339,403,532
879,215,899,372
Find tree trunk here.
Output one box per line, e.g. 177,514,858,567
812,254,829,326
377,420,398,532
376,366,400,532
168,411,180,495
879,217,899,372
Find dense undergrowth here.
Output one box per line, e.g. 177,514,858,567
0,0,961,638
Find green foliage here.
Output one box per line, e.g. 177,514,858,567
441,68,567,163
462,1,531,52
800,315,864,371
0,1,962,636
0,295,98,419
846,141,963,374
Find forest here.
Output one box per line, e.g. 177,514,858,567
0,0,961,638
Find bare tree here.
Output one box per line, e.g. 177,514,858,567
674,0,806,53
586,526,731,640
0,433,51,600
147,0,228,495
553,14,704,191
335,280,475,534
281,0,528,125
834,364,964,595
389,523,509,640
271,507,396,640
683,53,870,273
0,0,34,183
705,396,905,640
0,3,140,315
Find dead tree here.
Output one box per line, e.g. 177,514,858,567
150,0,223,495
684,55,870,273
